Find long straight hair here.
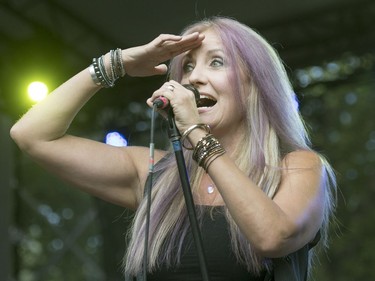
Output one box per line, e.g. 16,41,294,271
124,17,336,276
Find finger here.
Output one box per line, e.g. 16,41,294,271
153,64,168,75
154,34,183,46
158,32,203,50
179,32,202,42
146,97,153,107
146,97,168,119
156,32,201,45
168,80,184,91
177,32,205,47
166,33,205,56
162,83,176,98
148,84,174,105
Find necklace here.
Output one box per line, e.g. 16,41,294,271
207,184,215,194
202,174,216,194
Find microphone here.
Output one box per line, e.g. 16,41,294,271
153,84,200,109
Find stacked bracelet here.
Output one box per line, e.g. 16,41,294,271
193,134,226,172
180,124,210,150
89,48,125,88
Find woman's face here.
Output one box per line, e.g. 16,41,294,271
180,29,246,138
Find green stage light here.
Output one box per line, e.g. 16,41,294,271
27,81,48,102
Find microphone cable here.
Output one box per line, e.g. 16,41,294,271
142,104,158,281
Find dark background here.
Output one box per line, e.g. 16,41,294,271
1,0,374,280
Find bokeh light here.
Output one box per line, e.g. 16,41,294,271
105,132,128,147
27,81,48,102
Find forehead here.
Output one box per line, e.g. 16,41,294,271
201,29,222,45
186,29,224,56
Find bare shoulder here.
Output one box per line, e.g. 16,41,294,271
281,150,323,170
276,150,325,199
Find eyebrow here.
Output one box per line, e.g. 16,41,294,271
206,48,225,55
183,48,225,59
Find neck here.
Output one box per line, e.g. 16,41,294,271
214,125,246,157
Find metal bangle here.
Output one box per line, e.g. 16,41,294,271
88,64,101,86
181,124,211,150
99,56,114,87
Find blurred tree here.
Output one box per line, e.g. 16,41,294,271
293,53,375,280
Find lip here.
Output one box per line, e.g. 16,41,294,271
198,106,213,114
197,99,216,114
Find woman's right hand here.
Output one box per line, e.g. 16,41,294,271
122,32,204,77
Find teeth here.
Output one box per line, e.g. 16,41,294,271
199,95,216,101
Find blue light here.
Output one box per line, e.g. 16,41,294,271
105,132,128,147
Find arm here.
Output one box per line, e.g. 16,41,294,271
10,32,204,210
206,150,325,257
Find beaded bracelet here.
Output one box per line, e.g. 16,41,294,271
89,48,125,88
89,63,101,86
192,134,226,171
180,124,210,150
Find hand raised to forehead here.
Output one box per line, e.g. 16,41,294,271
121,32,205,77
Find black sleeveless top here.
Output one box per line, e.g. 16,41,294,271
147,206,266,281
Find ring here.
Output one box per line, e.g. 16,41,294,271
167,84,175,92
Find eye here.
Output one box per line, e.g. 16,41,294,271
182,61,194,73
210,57,224,67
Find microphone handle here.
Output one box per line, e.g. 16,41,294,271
153,96,169,109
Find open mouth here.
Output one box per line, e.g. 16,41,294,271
197,95,217,108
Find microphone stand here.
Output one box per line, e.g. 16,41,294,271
167,108,210,281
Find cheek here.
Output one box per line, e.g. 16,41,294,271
213,75,231,93
180,75,189,84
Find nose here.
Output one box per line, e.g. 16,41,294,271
188,64,207,87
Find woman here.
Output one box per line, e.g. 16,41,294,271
10,17,336,280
